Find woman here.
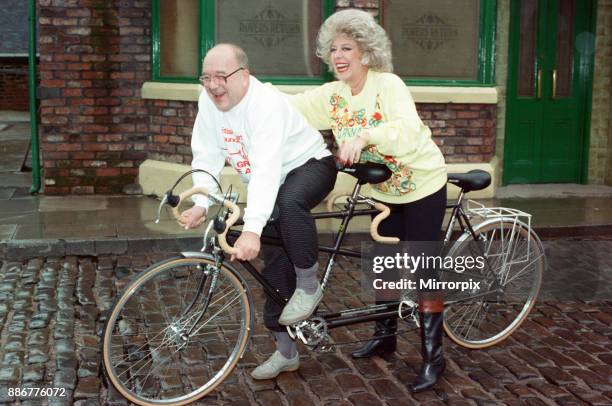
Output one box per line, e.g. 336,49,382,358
290,9,448,392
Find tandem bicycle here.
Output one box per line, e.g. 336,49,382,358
101,163,546,405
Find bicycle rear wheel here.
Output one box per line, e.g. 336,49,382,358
442,219,545,349
102,255,253,405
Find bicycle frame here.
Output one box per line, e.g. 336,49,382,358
443,189,479,244
215,180,480,331
177,176,509,336
102,171,545,404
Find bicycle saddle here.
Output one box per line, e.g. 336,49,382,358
447,170,491,192
339,163,392,185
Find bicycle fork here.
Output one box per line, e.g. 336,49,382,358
173,262,220,342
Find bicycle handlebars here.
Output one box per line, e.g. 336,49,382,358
171,187,241,255
326,191,400,244
170,185,399,255
369,201,400,244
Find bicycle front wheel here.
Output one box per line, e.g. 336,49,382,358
102,255,253,405
442,219,545,349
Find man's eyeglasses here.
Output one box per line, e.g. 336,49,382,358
199,67,245,86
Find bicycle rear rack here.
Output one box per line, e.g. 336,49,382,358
466,200,534,266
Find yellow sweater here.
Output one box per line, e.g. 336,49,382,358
290,70,447,204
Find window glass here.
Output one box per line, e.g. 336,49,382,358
216,0,322,77
517,0,538,97
160,0,200,77
555,0,575,98
382,0,481,80
153,0,493,85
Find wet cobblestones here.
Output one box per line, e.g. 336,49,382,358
0,240,610,404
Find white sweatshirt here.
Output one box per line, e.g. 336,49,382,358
191,76,331,236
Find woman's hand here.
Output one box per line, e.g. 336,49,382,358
337,132,370,166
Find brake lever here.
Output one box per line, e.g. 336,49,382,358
202,220,215,252
155,191,181,224
155,194,169,224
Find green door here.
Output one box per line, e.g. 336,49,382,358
503,0,596,184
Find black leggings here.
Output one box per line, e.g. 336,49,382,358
376,185,446,241
261,156,337,331
374,185,447,293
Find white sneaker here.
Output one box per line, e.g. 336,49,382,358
278,285,323,325
250,351,299,380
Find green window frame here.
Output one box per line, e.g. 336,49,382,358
151,0,335,85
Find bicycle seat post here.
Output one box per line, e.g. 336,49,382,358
456,188,466,207
350,181,362,202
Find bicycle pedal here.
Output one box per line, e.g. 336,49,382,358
398,299,417,318
317,344,335,353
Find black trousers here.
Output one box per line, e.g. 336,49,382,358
374,185,447,293
261,156,337,331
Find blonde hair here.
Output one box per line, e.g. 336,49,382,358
316,9,393,73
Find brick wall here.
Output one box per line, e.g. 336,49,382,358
419,104,496,164
147,100,197,164
38,0,150,194
0,58,29,111
337,0,379,14
589,0,612,185
144,100,496,166
495,0,511,185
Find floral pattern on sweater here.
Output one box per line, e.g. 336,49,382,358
328,94,416,196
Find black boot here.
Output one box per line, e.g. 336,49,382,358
411,309,445,392
351,316,397,358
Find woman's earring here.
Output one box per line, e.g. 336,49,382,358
361,54,370,66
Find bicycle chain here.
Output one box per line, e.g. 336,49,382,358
308,326,420,351
299,300,422,350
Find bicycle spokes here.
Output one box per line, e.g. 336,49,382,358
442,220,544,348
103,257,252,404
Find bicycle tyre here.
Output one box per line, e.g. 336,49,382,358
442,219,545,349
102,255,253,405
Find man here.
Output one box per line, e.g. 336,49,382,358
179,44,337,379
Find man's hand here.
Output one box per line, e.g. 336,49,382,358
338,132,369,166
231,231,261,261
178,206,207,229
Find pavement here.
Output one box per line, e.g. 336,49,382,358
1,155,611,260
0,247,610,405
0,112,611,404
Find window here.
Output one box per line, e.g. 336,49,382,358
381,0,496,85
152,0,334,84
158,0,200,78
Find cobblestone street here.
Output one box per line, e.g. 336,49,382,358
0,240,611,405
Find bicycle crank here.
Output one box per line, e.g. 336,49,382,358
286,316,330,347
398,299,420,328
